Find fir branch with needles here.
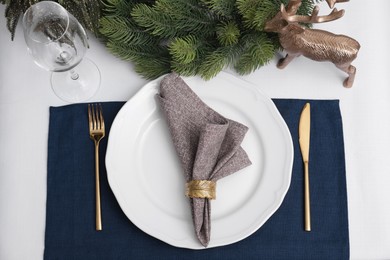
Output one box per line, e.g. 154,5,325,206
97,0,327,80
236,0,279,30
216,21,240,46
1,0,102,40
234,33,276,74
169,35,199,64
201,0,237,18
1,0,330,80
131,0,217,38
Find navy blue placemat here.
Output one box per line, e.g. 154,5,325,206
45,99,349,259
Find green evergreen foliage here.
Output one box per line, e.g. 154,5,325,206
234,33,275,74
1,0,327,79
169,35,199,64
0,0,101,40
131,0,217,38
99,0,171,79
99,0,324,80
216,21,240,46
201,0,236,18
1,0,38,40
199,44,241,79
236,0,279,30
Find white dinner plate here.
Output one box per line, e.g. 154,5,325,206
105,72,294,249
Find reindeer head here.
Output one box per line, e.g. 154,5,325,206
264,11,288,33
264,0,300,33
264,0,346,33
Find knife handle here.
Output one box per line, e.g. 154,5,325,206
304,161,311,231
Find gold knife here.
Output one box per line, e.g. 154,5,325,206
299,103,311,232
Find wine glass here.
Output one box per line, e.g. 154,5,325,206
22,1,100,103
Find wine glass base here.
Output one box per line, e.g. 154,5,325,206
51,58,101,103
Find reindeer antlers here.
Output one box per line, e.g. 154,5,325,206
326,0,350,9
280,4,345,24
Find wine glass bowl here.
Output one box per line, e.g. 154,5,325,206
22,1,100,102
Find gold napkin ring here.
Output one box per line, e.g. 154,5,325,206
185,180,216,200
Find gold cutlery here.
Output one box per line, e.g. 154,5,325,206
88,104,105,231
299,103,311,231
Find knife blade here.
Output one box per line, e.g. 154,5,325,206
299,103,311,232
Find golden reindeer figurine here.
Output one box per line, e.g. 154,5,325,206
264,0,360,88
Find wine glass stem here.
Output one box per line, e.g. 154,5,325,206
70,69,79,80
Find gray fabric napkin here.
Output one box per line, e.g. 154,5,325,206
157,73,252,247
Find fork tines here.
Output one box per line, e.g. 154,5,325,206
88,103,105,132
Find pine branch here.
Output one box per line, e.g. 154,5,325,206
198,45,241,80
59,0,102,36
106,40,171,79
171,58,202,76
106,40,163,62
1,0,102,40
216,21,240,46
100,0,173,79
3,0,36,40
133,58,171,80
131,3,175,37
99,16,157,46
100,0,134,17
237,0,279,30
234,33,275,74
169,35,199,64
170,35,217,76
201,0,236,18
131,0,217,38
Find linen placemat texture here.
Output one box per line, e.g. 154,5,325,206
44,99,349,259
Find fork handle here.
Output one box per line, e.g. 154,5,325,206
94,141,102,231
304,161,311,231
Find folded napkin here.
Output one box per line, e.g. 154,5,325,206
45,99,349,259
157,73,252,247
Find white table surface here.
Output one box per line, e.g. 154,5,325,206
1,2,389,259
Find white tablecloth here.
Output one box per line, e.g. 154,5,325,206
1,2,389,259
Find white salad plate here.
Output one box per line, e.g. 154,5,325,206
105,72,294,249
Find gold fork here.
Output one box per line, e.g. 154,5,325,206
88,103,105,231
